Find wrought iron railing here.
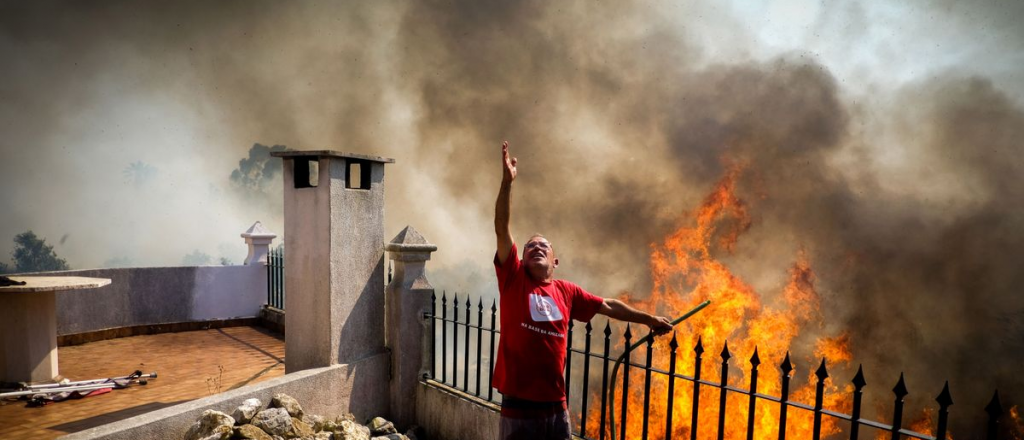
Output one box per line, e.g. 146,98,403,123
267,246,285,309
428,291,501,402
425,292,1011,439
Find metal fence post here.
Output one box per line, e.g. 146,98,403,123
442,292,448,384
620,325,633,440
812,359,828,440
581,321,594,438
453,293,460,389
717,342,732,440
691,337,705,440
935,381,953,440
566,321,575,405
778,352,793,440
665,333,679,440
488,299,497,402
600,322,612,440
850,365,866,440
746,348,760,440
475,298,483,397
463,296,470,392
641,332,655,440
985,390,1002,440
890,373,908,440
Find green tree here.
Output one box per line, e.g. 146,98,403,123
103,256,134,268
182,250,212,266
230,143,290,195
12,231,71,273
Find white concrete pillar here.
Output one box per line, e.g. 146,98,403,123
271,150,394,372
385,226,437,428
241,221,277,265
0,291,57,382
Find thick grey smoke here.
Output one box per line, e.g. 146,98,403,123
1,0,1023,432
392,2,1024,425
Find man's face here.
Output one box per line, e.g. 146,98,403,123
524,236,558,278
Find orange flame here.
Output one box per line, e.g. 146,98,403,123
1011,406,1023,440
583,162,872,439
580,162,1024,438
893,408,951,440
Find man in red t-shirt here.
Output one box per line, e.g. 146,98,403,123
494,141,673,440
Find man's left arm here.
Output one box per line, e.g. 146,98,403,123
597,299,673,335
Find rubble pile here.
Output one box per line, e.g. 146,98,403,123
184,393,421,440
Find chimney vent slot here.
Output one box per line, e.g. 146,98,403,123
293,157,319,188
346,160,371,190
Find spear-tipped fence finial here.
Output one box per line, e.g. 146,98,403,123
985,390,1002,440
852,364,866,389
890,373,909,440
815,359,829,381
935,381,953,440
780,352,793,375
778,352,794,440
893,373,909,399
849,365,866,440
812,359,829,440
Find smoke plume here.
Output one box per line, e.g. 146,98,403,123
1,0,1023,431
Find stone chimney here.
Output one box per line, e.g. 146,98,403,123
271,150,394,373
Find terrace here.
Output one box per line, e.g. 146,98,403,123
0,149,1016,439
0,327,284,439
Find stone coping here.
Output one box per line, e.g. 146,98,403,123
270,150,395,163
60,353,390,440
385,243,438,253
57,317,265,346
0,276,111,293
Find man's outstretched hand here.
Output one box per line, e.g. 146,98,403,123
502,141,517,183
649,316,673,336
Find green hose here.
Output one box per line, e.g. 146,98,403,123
608,300,711,440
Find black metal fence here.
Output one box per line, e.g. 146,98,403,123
425,292,1012,440
267,246,285,309
428,291,501,402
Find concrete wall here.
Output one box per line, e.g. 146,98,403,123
416,381,500,440
60,353,390,440
49,265,266,336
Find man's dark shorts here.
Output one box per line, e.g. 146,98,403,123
499,397,571,440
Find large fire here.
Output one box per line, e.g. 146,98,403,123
583,162,941,439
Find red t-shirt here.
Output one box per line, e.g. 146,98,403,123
492,244,606,402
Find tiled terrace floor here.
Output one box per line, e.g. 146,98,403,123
0,326,285,440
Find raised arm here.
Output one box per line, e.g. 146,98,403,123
597,299,673,335
495,141,517,264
